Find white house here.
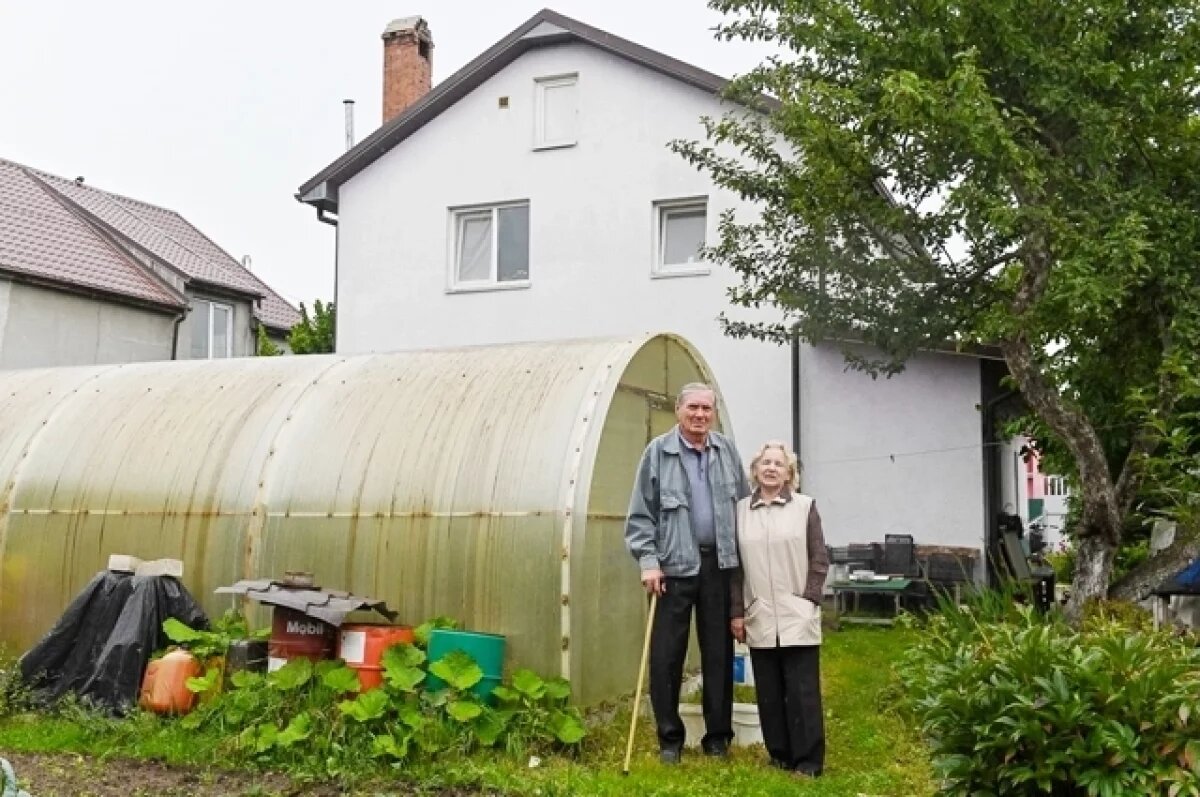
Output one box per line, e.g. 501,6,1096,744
296,10,1013,564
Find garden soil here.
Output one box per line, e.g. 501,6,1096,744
1,752,488,796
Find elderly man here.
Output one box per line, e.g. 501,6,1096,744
625,382,750,763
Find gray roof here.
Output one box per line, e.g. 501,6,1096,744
0,157,301,331
216,578,397,626
297,8,769,214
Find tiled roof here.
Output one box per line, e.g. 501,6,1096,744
0,160,183,308
0,157,301,332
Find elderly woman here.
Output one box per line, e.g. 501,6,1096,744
730,440,829,778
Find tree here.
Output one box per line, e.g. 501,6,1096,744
675,0,1200,618
289,300,336,355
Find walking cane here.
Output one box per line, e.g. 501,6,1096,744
622,591,658,775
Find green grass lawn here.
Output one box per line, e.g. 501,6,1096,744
0,626,933,796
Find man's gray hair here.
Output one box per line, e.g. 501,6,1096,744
675,382,715,409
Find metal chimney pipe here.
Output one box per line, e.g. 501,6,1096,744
343,99,356,151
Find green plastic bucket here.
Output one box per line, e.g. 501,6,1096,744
426,629,506,701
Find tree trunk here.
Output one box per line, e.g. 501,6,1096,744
1109,525,1200,603
1001,331,1125,619
1065,534,1117,622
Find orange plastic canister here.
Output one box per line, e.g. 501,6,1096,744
139,648,202,714
338,624,414,691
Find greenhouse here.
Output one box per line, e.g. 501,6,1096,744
0,333,725,703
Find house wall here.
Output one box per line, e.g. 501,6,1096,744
333,41,990,552
0,278,175,368
800,344,985,548
338,42,789,454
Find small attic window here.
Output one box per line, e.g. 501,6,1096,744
534,74,578,150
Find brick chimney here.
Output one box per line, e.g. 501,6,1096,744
382,16,433,124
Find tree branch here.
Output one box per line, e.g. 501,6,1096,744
1109,523,1199,603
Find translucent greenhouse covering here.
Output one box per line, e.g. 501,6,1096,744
0,333,726,702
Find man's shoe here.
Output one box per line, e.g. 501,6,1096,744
702,740,730,758
659,747,682,765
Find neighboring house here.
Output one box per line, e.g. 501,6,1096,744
0,157,300,368
999,438,1071,549
296,10,1017,563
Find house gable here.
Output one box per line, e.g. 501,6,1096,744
296,8,769,215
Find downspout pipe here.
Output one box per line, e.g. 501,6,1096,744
791,324,802,461
170,305,191,360
981,385,1018,586
316,206,339,352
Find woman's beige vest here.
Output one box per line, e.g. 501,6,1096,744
736,493,822,648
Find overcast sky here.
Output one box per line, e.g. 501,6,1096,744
0,1,772,308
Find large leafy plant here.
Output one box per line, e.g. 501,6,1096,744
899,602,1200,795
170,618,585,776
491,668,585,752
163,609,267,661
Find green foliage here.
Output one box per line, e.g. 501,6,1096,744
678,0,1200,607
266,657,312,691
1142,370,1200,531
0,661,33,719
490,668,585,750
319,662,361,695
157,622,584,779
900,601,1200,795
162,609,265,662
255,324,282,356
413,616,459,648
0,627,937,795
1044,545,1075,585
287,299,335,354
381,643,426,693
338,688,389,722
428,650,483,692
1080,600,1155,635
184,667,221,696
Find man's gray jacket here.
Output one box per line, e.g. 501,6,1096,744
624,426,751,576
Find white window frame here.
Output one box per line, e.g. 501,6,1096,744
192,299,233,358
652,197,710,278
446,201,531,293
533,74,579,150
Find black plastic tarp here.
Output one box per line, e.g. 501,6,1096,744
18,571,207,712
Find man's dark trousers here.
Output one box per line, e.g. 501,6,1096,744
648,548,733,752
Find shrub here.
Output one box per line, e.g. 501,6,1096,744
1045,545,1075,585
899,602,1200,796
1080,599,1155,635
0,663,33,719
